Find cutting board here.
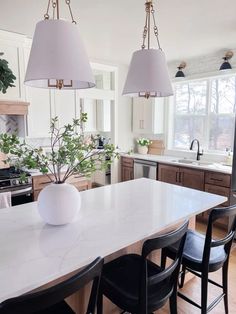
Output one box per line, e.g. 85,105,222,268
148,140,165,155
0,152,9,168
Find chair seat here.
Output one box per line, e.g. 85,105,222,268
35,301,75,314
167,230,227,272
101,254,173,313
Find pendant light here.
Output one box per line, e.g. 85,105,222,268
123,0,173,99
219,51,234,71
175,62,187,78
24,0,95,90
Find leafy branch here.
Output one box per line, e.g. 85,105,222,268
0,58,16,94
0,115,119,184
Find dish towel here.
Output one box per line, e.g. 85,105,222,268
0,192,11,208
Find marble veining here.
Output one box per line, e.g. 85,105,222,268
0,178,227,302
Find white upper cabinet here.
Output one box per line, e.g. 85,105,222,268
24,45,52,138
96,100,111,132
132,97,164,134
51,90,76,127
0,31,25,101
26,87,52,138
79,98,97,133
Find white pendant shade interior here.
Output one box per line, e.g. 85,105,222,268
24,0,95,90
123,0,173,98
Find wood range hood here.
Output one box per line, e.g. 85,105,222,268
0,100,29,115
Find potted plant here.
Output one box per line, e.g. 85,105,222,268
0,114,118,225
0,53,16,94
137,138,152,155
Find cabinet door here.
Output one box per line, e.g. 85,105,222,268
133,98,151,134
158,164,180,185
122,166,134,181
81,98,97,132
97,100,111,132
26,87,52,137
132,98,164,134
52,90,76,127
181,168,204,191
24,48,52,137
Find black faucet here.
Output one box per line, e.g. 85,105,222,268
190,139,203,161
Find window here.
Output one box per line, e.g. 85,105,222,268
170,75,236,152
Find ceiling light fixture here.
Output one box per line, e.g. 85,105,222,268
24,0,95,90
175,62,186,78
219,51,234,71
123,0,173,99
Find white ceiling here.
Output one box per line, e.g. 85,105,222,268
0,0,236,65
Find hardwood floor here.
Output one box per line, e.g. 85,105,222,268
157,222,236,313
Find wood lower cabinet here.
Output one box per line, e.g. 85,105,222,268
158,164,204,191
181,167,204,191
32,174,92,201
158,163,231,230
121,157,134,182
158,164,181,185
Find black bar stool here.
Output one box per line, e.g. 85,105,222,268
162,205,236,314
97,221,189,314
0,257,104,314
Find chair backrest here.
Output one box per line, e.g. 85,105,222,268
139,220,189,313
0,257,104,314
203,205,236,266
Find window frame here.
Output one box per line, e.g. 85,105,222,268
166,72,236,155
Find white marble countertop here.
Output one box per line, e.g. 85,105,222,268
0,178,227,302
121,153,232,174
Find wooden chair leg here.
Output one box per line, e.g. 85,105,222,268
201,271,208,314
222,262,229,314
179,265,186,289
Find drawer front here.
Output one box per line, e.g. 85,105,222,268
205,172,231,188
205,184,230,206
121,157,134,168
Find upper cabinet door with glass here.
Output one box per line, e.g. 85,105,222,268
133,97,164,134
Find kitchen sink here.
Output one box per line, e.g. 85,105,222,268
172,159,213,166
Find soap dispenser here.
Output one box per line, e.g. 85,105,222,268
225,147,233,166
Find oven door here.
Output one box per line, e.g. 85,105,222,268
11,186,33,206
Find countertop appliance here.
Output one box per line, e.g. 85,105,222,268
134,159,157,180
0,167,33,206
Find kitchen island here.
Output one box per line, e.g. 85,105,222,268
0,178,227,312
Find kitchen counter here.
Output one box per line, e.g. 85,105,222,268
121,153,232,174
0,178,226,304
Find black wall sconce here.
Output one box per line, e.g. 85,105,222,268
175,61,187,78
220,51,234,71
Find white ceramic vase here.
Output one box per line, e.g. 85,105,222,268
138,145,148,155
37,183,81,226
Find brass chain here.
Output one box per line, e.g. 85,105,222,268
141,1,161,50
65,0,77,24
44,0,77,24
142,7,149,49
52,0,57,19
151,4,161,49
44,0,51,19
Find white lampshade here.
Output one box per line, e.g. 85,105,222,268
24,19,95,89
123,49,173,97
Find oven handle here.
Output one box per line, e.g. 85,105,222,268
11,187,33,196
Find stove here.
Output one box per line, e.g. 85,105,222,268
0,167,33,205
